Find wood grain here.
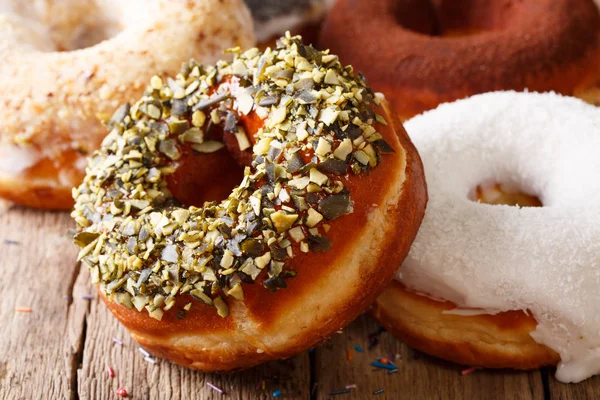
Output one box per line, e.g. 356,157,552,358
0,207,85,400
77,292,310,399
313,314,545,400
547,371,600,399
0,206,597,399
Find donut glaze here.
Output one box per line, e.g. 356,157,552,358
72,36,427,371
373,91,600,383
318,0,600,120
0,0,254,209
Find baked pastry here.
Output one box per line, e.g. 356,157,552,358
372,91,600,383
72,34,427,371
245,0,333,46
318,0,600,119
0,0,254,209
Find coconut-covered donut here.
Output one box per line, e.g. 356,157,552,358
372,91,600,383
0,0,254,209
318,0,600,120
71,34,427,371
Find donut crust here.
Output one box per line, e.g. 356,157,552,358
372,281,560,369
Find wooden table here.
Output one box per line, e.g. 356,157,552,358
0,203,597,399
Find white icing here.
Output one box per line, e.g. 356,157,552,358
0,143,39,174
398,91,600,383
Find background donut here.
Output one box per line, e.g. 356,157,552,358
0,0,255,209
245,0,333,47
318,0,600,120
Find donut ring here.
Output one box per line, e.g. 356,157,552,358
72,35,427,371
0,0,254,209
372,91,600,383
244,0,333,45
318,0,600,120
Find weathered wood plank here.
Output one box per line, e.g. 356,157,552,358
0,208,86,400
314,314,546,400
3,204,599,399
547,371,600,399
77,282,311,400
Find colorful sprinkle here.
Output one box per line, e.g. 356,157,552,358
354,345,364,352
373,388,385,395
106,365,115,378
80,294,94,300
138,347,150,357
15,307,31,313
371,361,397,370
273,389,282,397
347,349,353,361
112,337,123,346
461,367,478,376
345,384,357,389
144,356,156,364
377,356,398,369
3,239,19,245
329,388,351,396
116,387,128,397
367,327,386,349
206,382,224,394
387,369,399,375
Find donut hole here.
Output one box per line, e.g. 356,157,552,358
469,182,542,207
4,1,124,51
396,0,514,37
166,146,245,208
55,20,121,52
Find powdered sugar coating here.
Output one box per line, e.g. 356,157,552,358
0,0,254,203
398,91,600,383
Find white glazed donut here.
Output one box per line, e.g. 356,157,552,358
0,0,254,209
372,91,600,383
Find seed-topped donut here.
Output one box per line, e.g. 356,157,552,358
71,34,427,371
319,0,600,120
0,0,254,209
372,91,600,383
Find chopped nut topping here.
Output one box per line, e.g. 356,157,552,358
71,33,393,319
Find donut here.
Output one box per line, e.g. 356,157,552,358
371,91,600,383
0,0,254,209
318,0,600,120
245,0,333,46
71,34,427,371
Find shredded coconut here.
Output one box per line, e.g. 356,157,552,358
399,91,600,383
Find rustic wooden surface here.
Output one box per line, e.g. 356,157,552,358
0,203,597,399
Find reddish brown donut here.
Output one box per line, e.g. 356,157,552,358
318,0,600,119
72,35,427,371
